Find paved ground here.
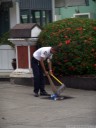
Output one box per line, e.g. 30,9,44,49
0,81,96,128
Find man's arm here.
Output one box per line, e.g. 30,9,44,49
40,57,48,76
47,59,53,74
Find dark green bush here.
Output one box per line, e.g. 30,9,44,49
38,18,96,76
0,32,14,47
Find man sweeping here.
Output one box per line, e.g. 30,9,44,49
31,44,62,97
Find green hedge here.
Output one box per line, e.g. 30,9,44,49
0,32,14,47
38,18,96,76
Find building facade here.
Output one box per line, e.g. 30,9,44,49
0,0,55,73
0,0,55,37
0,0,96,73
0,0,96,37
55,0,96,19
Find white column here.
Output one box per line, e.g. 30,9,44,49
28,46,31,69
52,0,55,21
9,1,20,28
16,46,18,69
16,2,20,24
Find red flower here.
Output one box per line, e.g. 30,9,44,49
93,64,96,68
64,59,68,63
58,42,63,47
57,62,62,65
76,27,83,31
93,27,96,31
64,36,68,38
68,66,75,71
91,48,95,52
66,28,71,30
65,40,71,45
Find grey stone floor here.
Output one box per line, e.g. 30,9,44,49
0,81,96,128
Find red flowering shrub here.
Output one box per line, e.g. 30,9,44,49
38,18,96,76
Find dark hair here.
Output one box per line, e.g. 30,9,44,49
52,46,61,52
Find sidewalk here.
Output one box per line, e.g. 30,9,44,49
0,81,96,128
0,72,10,81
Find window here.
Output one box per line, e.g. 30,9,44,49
20,9,52,26
20,10,30,23
73,13,95,19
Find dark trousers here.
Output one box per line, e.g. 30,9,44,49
31,57,45,93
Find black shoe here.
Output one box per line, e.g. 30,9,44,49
40,91,50,96
34,93,39,97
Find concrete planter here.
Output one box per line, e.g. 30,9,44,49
10,75,96,91
10,77,33,86
54,76,96,90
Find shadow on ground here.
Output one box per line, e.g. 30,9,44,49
40,95,74,101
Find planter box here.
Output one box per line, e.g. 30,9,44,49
10,76,96,91
54,76,96,90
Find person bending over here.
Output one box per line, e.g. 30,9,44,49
31,45,61,97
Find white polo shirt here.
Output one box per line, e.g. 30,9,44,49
33,47,53,61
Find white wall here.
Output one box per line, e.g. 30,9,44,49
10,2,20,28
0,45,15,72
